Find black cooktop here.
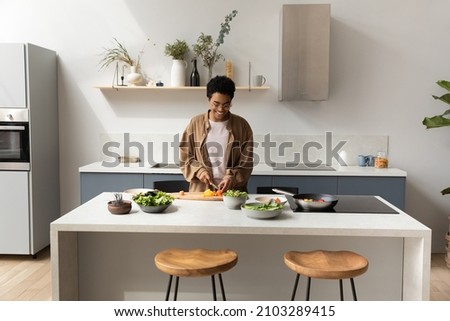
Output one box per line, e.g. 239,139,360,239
151,163,179,169
292,195,399,214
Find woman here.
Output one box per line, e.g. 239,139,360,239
179,76,253,192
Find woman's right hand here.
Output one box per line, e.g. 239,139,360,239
198,170,212,186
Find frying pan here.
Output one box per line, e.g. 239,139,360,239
272,188,338,212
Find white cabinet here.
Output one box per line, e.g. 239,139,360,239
0,44,27,107
0,172,30,254
279,4,330,101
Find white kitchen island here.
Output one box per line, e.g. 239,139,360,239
51,192,431,301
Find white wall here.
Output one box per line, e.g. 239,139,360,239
1,0,449,252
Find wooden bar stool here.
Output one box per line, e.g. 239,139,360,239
284,250,369,301
154,248,238,301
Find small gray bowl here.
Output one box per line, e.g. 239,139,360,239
138,203,171,213
223,195,247,209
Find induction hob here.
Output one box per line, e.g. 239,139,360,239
150,163,179,169
292,195,399,214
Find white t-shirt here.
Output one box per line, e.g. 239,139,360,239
206,120,229,185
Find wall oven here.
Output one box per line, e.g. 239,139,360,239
0,109,30,170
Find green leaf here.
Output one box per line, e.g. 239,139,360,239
436,80,450,92
223,190,247,197
440,187,450,195
422,115,450,128
432,93,450,105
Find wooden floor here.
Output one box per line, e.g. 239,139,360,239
0,247,448,301
0,246,51,300
430,253,450,300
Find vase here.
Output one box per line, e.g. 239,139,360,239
127,66,143,86
171,59,187,87
207,64,214,82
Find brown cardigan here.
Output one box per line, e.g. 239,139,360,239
179,111,254,192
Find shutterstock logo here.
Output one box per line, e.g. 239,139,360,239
101,132,348,168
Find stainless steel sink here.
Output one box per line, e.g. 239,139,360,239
150,163,179,169
271,162,336,171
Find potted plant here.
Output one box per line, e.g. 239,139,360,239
164,39,189,60
423,80,450,260
164,39,189,87
99,38,137,69
99,38,150,86
422,80,450,194
107,192,132,215
192,10,238,81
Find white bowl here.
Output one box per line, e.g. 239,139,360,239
254,196,287,206
241,202,282,219
223,195,247,209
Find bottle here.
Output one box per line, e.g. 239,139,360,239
190,59,200,86
225,60,233,79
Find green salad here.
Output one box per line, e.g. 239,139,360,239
132,191,174,206
223,190,248,197
242,203,283,211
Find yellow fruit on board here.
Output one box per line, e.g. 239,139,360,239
202,188,223,197
203,189,215,197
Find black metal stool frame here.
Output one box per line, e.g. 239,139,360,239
164,273,228,301
290,274,358,301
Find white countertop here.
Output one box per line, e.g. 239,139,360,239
79,162,407,177
52,192,426,237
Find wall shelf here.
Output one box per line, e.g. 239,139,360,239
95,86,270,91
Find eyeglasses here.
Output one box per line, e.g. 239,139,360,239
211,101,231,109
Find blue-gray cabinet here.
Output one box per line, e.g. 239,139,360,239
337,176,405,210
271,176,338,194
80,173,144,204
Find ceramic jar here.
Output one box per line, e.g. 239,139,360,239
127,66,143,86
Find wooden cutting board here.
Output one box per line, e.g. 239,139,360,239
170,192,223,201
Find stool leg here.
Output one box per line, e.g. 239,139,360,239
211,275,217,301
339,279,344,301
218,273,227,301
164,275,173,301
290,274,300,301
350,278,358,301
173,276,180,301
306,277,311,301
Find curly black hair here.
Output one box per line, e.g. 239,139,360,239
206,75,236,100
